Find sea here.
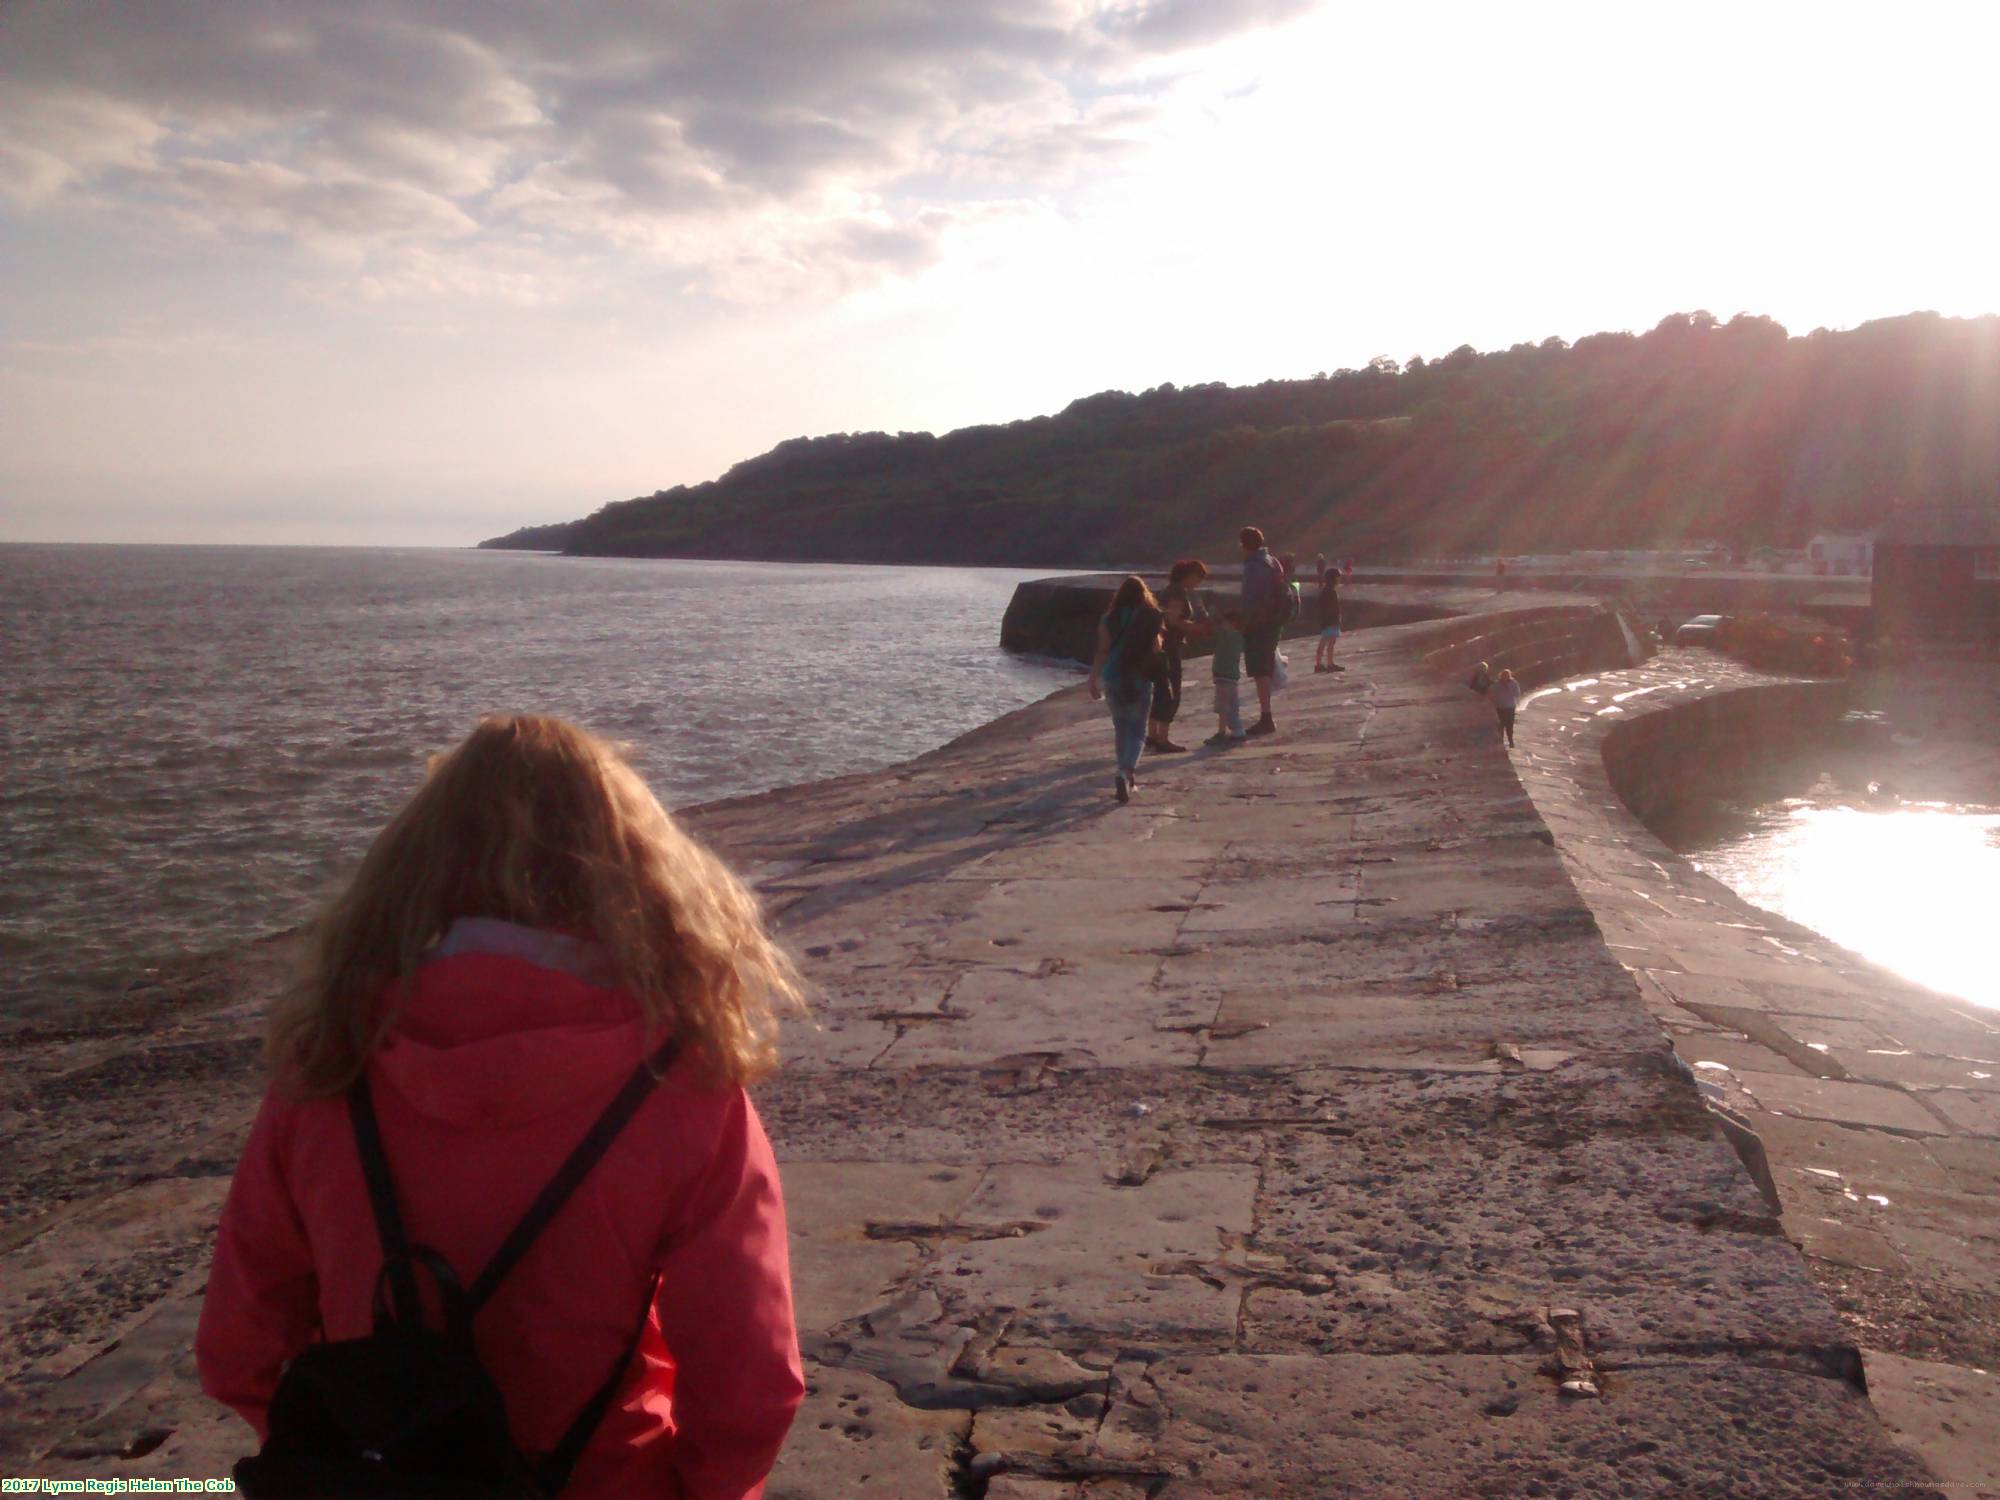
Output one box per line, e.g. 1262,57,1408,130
0,546,1080,1012
1687,794,2000,1012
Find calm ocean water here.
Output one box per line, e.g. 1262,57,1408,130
0,546,1079,1011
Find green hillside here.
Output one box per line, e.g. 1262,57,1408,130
482,311,2000,566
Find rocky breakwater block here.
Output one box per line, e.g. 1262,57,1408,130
1000,574,1133,663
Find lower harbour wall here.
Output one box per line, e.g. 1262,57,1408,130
1514,652,2000,1496
1599,676,1848,826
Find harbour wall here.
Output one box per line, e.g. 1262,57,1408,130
2,610,1959,1497
1001,569,1871,664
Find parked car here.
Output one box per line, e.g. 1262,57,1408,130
1674,614,1728,646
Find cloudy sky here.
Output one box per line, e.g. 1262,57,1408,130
4,0,1996,545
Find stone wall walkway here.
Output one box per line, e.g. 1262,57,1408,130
1512,649,2000,1499
1,612,1951,1497
714,613,1939,1497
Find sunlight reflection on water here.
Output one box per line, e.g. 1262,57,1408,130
1693,802,2000,1010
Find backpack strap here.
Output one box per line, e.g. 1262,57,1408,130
535,1267,664,1496
465,1036,683,1314
346,1034,682,1492
348,1078,423,1330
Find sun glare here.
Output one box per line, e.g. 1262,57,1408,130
1699,803,2000,1012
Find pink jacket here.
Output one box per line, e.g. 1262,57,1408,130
196,926,804,1498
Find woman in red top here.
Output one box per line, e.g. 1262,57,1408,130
197,714,807,1498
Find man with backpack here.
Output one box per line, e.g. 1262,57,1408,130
1237,526,1290,737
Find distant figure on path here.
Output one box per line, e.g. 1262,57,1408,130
1090,575,1164,802
1237,526,1285,737
1314,563,1344,673
1148,558,1211,754
1492,668,1521,746
1207,608,1248,746
1495,556,1508,592
198,714,806,1499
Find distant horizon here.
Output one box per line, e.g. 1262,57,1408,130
8,2,1999,546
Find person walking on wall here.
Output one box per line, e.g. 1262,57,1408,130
1492,667,1521,747
1089,575,1164,803
1237,526,1285,737
1147,559,1212,754
1314,562,1344,673
197,714,807,1500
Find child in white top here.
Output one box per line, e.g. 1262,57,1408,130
1491,668,1521,747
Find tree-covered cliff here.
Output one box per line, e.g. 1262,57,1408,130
480,311,2000,566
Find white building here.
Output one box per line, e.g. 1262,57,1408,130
1806,532,1874,576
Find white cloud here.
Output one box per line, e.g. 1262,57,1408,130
0,84,164,204
162,157,478,258
0,0,1321,299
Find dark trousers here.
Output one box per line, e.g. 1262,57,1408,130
1496,706,1517,745
1150,653,1183,726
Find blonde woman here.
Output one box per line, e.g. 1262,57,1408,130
197,715,806,1499
1088,575,1164,803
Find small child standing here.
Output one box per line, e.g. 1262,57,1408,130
1207,609,1247,746
1492,667,1522,747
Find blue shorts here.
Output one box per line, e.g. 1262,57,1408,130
1320,626,1341,639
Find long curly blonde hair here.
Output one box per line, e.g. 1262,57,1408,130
269,714,804,1096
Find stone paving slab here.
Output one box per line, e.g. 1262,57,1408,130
767,1363,968,1500
1927,1088,2000,1138
878,961,1208,1070
782,1163,985,1336
922,1163,1260,1345
1863,1350,2000,1500
1734,1071,1953,1136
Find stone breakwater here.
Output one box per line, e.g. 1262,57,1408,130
0,607,1952,1496
1514,650,2000,1498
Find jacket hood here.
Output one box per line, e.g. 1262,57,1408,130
373,949,660,1129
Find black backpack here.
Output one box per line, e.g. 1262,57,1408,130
232,1039,681,1499
1110,603,1166,680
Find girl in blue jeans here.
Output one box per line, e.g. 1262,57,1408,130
1089,575,1163,804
